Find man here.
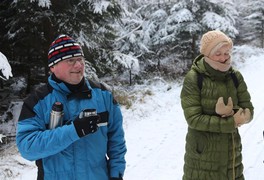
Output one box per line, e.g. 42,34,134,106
16,34,126,180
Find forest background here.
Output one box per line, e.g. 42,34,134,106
0,0,264,151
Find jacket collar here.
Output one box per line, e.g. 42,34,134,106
192,54,233,80
48,74,92,99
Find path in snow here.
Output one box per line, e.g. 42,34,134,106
123,83,186,180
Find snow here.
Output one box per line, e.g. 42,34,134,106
29,0,51,8
0,52,13,80
93,0,111,14
0,134,6,143
1,45,264,179
201,12,239,36
113,51,140,73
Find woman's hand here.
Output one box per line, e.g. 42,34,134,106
215,97,234,117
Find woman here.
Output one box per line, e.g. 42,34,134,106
180,30,254,180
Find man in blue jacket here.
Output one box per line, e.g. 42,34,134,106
16,34,127,180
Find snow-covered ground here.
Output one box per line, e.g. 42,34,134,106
1,45,264,179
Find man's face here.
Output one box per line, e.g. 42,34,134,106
50,57,85,85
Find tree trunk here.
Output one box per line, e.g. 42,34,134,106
261,20,264,48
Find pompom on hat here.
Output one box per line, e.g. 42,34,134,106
48,34,84,67
200,30,233,57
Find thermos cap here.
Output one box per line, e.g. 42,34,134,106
52,102,63,111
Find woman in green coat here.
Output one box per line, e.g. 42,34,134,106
180,30,254,180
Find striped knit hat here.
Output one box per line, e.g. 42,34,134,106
48,34,84,67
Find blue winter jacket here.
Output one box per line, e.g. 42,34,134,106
16,75,126,180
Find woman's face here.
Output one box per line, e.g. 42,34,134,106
209,44,231,63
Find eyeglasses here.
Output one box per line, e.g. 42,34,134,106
65,58,85,65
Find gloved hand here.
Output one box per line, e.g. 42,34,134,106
244,108,251,123
233,108,251,128
73,114,100,137
215,97,234,117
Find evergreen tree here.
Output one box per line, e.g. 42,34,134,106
0,0,122,84
114,0,239,81
243,0,264,48
164,0,238,59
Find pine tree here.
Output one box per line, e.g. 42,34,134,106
0,0,122,88
242,0,264,48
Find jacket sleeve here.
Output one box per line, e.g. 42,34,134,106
180,70,237,133
105,93,127,178
16,98,80,161
235,70,254,121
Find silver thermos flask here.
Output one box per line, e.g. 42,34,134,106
49,102,64,129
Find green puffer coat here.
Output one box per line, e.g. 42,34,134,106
180,55,254,180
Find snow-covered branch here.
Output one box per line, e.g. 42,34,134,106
0,134,6,143
0,52,13,81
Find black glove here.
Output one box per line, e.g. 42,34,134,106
110,178,123,180
73,115,100,137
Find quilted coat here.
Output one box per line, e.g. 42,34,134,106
180,55,254,180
